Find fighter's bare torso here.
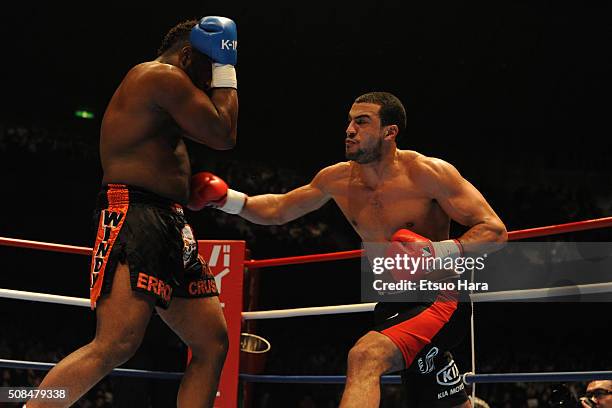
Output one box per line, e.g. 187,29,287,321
324,150,451,242
100,62,192,204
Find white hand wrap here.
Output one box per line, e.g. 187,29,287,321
211,63,237,89
431,239,463,259
219,189,246,214
431,239,465,274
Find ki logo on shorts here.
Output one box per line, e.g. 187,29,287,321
181,225,197,267
436,359,461,386
418,347,439,374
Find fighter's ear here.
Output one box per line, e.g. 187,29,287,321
179,45,192,68
384,125,399,141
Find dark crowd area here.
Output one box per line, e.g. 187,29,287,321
2,1,612,407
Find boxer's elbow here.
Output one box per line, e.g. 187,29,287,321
206,124,236,150
221,127,237,149
489,219,508,243
215,135,236,150
207,139,235,150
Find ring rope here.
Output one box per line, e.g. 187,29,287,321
2,358,610,385
469,281,612,302
0,358,182,380
242,303,376,320
244,216,612,268
470,270,477,399
463,370,612,384
0,237,90,255
2,281,612,319
238,374,402,384
2,216,611,267
0,288,89,308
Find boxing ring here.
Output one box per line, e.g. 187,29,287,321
2,216,612,406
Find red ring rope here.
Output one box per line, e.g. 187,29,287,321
1,216,611,268
244,216,612,268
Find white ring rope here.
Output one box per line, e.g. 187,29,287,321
2,281,612,319
0,288,377,318
0,288,376,317
0,288,89,307
469,281,612,302
470,270,477,400
242,303,376,320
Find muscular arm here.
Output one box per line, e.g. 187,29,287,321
414,157,508,254
239,167,335,225
153,64,237,149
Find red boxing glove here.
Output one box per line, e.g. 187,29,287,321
386,229,464,282
188,172,247,213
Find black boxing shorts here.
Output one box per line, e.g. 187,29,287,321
89,184,218,309
374,290,470,407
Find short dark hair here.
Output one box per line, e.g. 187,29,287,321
354,92,407,139
157,19,198,56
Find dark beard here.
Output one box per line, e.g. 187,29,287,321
346,140,382,164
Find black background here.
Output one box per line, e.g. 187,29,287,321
2,1,610,172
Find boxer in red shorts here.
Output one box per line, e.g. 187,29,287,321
193,92,507,407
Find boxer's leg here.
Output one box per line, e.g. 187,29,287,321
157,296,228,408
28,263,154,408
340,331,404,408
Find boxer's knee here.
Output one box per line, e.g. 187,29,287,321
113,335,144,365
347,332,402,377
92,329,145,367
191,324,229,365
347,343,385,376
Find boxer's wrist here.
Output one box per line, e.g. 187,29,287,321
211,63,237,89
219,189,246,214
430,239,464,275
431,239,463,259
431,239,463,275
